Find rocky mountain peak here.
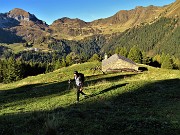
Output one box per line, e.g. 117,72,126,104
51,17,88,28
8,8,37,21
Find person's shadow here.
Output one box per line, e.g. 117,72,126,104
86,83,128,99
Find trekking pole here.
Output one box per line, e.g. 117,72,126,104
67,79,71,90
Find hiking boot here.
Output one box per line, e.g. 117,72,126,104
83,95,88,98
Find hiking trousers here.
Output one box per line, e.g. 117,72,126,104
77,86,86,101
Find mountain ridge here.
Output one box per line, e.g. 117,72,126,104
0,0,179,43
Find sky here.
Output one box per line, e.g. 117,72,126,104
0,0,176,25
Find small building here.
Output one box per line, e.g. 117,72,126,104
102,54,139,72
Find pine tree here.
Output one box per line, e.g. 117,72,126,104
115,47,120,54
150,54,161,67
173,58,180,70
160,52,166,64
128,47,142,63
3,57,21,83
54,59,62,70
153,54,161,64
119,47,128,57
79,52,88,63
88,54,101,62
141,51,152,64
66,52,80,65
66,52,73,66
161,54,173,69
0,59,3,82
45,63,54,73
61,58,67,67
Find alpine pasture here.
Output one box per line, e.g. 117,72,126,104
0,62,180,135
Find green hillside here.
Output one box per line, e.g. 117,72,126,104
0,62,180,135
104,17,180,57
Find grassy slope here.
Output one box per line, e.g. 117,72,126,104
0,62,180,135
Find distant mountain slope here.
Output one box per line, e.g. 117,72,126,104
49,5,167,39
164,0,180,17
48,17,180,58
102,17,180,57
51,0,180,38
0,8,48,28
0,0,179,58
49,17,101,39
90,5,165,33
0,8,49,43
0,0,179,43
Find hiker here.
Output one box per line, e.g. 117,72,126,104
74,71,86,102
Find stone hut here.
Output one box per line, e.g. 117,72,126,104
102,54,139,72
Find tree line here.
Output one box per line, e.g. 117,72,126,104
111,46,180,70
1,45,180,84
1,17,180,83
103,17,180,58
0,57,46,83
0,51,101,83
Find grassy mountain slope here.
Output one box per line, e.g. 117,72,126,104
41,0,180,40
103,17,180,57
48,5,165,40
164,0,180,18
90,5,164,34
49,17,179,59
0,62,180,135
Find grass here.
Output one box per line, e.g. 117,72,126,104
0,62,180,135
1,43,25,53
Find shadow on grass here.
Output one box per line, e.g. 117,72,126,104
87,83,128,98
0,80,70,106
0,73,136,106
85,73,136,85
0,78,180,135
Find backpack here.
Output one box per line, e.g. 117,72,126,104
79,73,85,83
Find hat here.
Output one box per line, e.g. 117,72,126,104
74,71,78,74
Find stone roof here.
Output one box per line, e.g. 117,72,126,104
102,54,136,66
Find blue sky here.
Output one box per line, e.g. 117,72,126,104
0,0,176,25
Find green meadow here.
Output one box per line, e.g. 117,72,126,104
0,62,180,135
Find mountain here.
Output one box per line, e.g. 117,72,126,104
164,0,180,18
49,5,165,39
46,0,180,57
0,8,47,28
101,16,180,57
90,5,165,33
49,17,101,40
0,8,49,43
0,0,179,56
49,0,180,39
